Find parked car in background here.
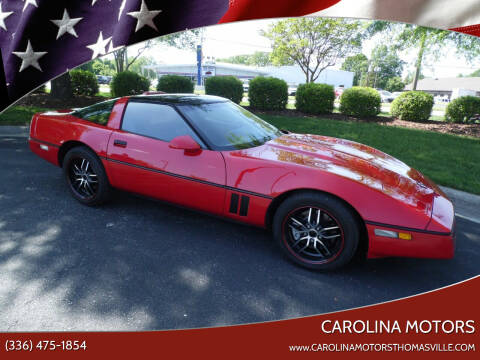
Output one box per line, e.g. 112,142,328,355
288,86,297,96
96,75,112,84
379,90,395,103
392,92,403,99
243,82,249,93
434,95,450,103
335,87,344,98
28,94,455,271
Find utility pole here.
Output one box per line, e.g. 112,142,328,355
196,29,206,86
197,45,202,86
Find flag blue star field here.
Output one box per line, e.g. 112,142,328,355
0,0,229,110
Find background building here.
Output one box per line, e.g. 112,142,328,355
143,62,354,88
260,65,354,88
143,62,267,85
405,77,480,98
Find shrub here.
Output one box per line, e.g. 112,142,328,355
385,77,405,92
391,91,433,122
110,71,150,97
205,76,243,103
70,70,98,96
445,96,480,123
248,77,288,110
156,75,194,93
340,87,381,117
295,83,335,114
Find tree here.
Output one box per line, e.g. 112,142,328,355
367,45,404,89
113,29,202,73
158,29,202,50
385,77,405,92
128,56,157,79
404,70,425,85
217,51,272,67
90,59,116,76
78,62,94,73
50,73,73,99
464,69,480,77
368,22,474,90
248,51,272,66
217,54,250,65
263,18,364,83
341,54,368,86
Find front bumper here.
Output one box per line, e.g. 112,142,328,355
366,222,455,259
366,189,456,260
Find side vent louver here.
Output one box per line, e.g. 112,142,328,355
229,193,249,216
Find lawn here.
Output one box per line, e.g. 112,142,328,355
0,106,51,125
259,114,480,195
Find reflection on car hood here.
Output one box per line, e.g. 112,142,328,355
240,133,440,205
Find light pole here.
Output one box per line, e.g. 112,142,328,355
197,45,202,86
373,66,381,89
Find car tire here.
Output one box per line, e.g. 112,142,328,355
63,146,111,206
272,192,360,270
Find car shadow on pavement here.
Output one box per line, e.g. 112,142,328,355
0,139,479,331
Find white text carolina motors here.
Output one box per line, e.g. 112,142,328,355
321,320,475,334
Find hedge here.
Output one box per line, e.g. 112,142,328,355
391,91,433,122
157,75,194,93
110,71,150,97
445,96,480,123
248,76,288,110
340,87,381,117
205,76,243,103
70,70,98,96
295,83,335,114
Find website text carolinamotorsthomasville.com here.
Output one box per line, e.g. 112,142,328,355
288,343,476,352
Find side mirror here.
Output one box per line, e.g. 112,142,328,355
169,135,202,155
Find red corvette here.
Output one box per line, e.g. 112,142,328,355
29,94,455,270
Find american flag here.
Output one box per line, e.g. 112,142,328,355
0,0,479,112
0,0,230,111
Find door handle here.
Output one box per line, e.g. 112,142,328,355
113,139,127,147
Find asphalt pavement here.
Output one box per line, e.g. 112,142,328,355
0,135,479,331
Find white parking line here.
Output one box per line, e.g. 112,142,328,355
456,213,480,225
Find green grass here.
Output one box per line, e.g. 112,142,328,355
0,106,51,125
259,114,480,195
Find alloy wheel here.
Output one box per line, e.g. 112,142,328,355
68,157,99,199
282,207,344,264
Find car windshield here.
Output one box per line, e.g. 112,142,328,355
178,101,283,151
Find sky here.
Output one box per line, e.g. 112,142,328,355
124,18,480,79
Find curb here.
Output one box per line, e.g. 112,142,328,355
440,186,480,224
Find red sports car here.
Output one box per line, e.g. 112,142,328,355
29,94,455,270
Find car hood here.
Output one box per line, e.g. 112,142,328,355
245,133,442,205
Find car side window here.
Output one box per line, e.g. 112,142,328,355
121,101,205,146
72,99,116,126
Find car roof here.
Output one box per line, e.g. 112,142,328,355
129,94,229,105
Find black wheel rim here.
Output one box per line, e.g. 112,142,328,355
67,157,99,199
282,207,344,264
